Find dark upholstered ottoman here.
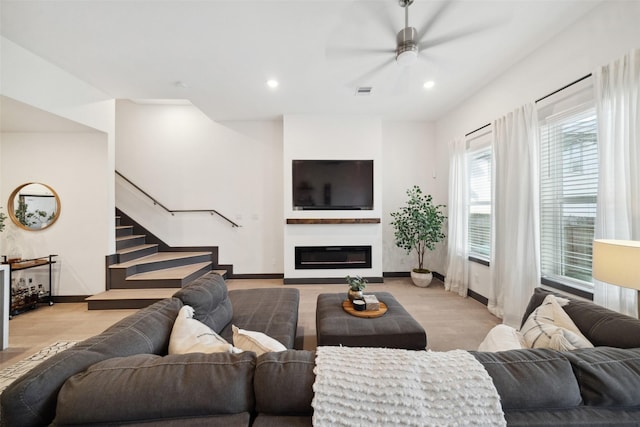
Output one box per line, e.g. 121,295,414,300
316,292,427,350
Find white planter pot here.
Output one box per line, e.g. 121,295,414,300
410,270,433,288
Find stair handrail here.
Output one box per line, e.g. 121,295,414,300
116,170,241,228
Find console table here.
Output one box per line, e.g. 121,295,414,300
2,255,57,316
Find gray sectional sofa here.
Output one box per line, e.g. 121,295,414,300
0,272,300,427
2,278,640,426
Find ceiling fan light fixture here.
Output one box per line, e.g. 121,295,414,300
396,26,418,66
396,49,418,66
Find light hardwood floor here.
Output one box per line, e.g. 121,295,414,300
0,277,500,369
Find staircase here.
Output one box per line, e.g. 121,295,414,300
86,213,228,310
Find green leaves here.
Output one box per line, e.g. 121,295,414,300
345,275,367,291
390,186,446,270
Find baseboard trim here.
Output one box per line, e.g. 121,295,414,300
383,272,410,277
383,271,445,281
467,289,488,306
52,295,92,304
229,273,284,280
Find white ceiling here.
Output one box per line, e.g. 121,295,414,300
1,0,603,123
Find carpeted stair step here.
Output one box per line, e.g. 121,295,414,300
109,252,213,287
116,235,147,251
87,270,227,309
86,288,180,310
116,244,159,263
111,261,213,289
115,225,134,238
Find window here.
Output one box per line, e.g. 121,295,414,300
539,100,598,291
467,131,492,262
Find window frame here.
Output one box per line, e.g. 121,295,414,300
466,129,493,265
537,77,597,295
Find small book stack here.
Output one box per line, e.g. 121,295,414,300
363,294,380,311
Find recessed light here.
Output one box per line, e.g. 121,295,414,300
423,81,435,89
266,79,279,89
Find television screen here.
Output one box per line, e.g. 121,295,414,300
292,160,373,210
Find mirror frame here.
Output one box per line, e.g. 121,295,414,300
8,182,61,231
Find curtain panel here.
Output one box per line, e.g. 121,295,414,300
445,137,469,297
489,104,541,327
593,48,640,317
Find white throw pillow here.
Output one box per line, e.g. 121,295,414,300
169,305,241,354
520,294,594,351
478,324,527,352
232,325,286,356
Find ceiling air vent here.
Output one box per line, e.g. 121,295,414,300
355,86,373,96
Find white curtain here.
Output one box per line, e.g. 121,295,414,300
445,137,469,297
593,48,640,317
489,104,541,327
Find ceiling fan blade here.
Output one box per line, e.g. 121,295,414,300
326,46,396,61
415,0,454,44
418,22,496,51
346,57,395,88
361,1,400,41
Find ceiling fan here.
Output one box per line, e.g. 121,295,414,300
395,0,424,66
330,0,494,87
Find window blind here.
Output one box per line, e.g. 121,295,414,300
539,105,598,289
468,145,492,260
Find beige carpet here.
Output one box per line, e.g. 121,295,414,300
229,277,502,352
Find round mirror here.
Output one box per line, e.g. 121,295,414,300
8,183,61,231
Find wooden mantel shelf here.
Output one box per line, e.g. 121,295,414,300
286,218,381,224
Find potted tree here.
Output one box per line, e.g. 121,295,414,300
390,185,446,287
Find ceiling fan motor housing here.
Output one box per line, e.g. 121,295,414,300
396,26,418,65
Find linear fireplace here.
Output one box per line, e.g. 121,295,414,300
294,246,372,270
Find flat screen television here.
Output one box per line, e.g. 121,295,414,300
292,160,373,210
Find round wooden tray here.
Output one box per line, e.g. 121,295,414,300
342,300,388,318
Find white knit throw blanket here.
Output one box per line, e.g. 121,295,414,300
312,346,506,427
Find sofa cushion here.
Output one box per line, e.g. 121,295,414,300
505,407,640,426
254,350,316,416
252,415,313,427
564,347,640,407
233,325,287,355
521,288,640,348
173,272,233,333
53,352,257,425
520,294,593,351
222,288,300,349
478,324,527,352
0,296,183,427
169,305,239,354
471,348,582,410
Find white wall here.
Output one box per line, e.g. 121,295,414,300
117,107,440,278
434,0,640,298
1,133,109,296
283,115,383,280
115,101,284,274
1,37,115,296
381,120,446,274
